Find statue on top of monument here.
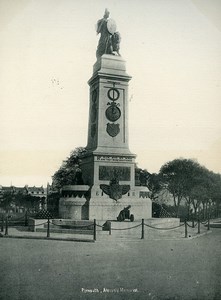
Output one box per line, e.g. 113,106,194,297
96,9,121,58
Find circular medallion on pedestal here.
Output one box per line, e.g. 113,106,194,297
105,105,121,122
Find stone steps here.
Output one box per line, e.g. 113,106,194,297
44,219,95,234
51,219,94,227
36,227,94,235
49,224,94,230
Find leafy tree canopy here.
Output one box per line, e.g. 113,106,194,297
52,147,87,190
159,158,221,217
159,158,206,215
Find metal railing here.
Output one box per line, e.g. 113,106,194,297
1,213,213,241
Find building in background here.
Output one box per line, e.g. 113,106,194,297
0,185,48,214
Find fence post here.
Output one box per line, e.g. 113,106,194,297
93,219,96,241
207,202,211,231
207,218,210,231
25,211,28,226
5,216,8,236
192,219,194,228
184,219,188,238
47,217,50,238
1,215,4,232
141,219,144,239
197,218,200,234
109,222,111,235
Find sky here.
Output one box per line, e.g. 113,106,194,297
0,0,221,187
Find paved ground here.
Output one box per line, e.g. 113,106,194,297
0,228,220,300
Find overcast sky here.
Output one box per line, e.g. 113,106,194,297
0,0,221,187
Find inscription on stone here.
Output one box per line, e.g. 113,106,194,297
97,155,133,162
99,166,130,181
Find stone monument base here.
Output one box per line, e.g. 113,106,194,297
89,198,151,221
88,185,151,220
59,185,152,221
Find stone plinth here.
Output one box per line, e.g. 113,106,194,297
93,55,129,78
28,218,48,232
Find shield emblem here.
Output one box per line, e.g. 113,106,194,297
109,183,122,201
107,123,120,137
107,19,117,35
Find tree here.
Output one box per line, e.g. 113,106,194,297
189,185,208,219
0,191,14,213
146,173,162,201
208,172,221,218
21,194,40,212
182,164,208,219
185,168,221,220
159,158,203,217
0,191,40,214
52,147,87,190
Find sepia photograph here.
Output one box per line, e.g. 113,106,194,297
0,1,221,299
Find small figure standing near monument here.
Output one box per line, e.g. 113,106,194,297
96,9,121,58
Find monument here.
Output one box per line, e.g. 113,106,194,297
59,10,152,221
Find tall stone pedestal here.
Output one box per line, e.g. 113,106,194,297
59,54,152,221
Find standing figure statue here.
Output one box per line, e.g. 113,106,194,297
96,9,121,58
